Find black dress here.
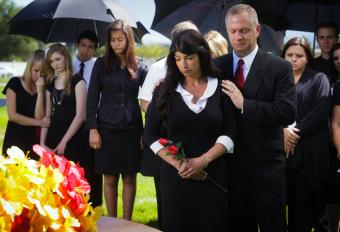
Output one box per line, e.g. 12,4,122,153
286,69,331,231
2,77,39,159
45,74,85,163
86,57,148,175
144,79,237,232
323,81,340,204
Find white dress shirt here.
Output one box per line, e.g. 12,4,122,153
73,55,97,89
138,57,167,102
232,45,258,81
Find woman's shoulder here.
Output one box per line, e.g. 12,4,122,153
72,73,86,86
2,76,22,95
304,69,329,85
93,56,105,68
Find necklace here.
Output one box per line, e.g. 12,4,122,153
51,87,65,116
52,87,65,105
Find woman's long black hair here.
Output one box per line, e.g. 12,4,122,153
156,29,216,118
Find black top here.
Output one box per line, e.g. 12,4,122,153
313,56,335,84
287,69,331,189
3,77,36,118
144,80,237,180
47,74,84,122
45,74,85,162
2,77,39,156
86,57,148,130
333,81,340,106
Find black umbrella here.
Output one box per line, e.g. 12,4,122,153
246,0,340,33
8,0,149,46
152,0,228,38
151,0,285,54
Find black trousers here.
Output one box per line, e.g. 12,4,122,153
287,168,323,232
229,183,286,232
82,130,103,207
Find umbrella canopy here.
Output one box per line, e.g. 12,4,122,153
151,0,284,54
246,0,340,33
8,0,149,46
152,0,228,38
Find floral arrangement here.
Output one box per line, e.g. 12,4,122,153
159,138,186,165
0,145,101,231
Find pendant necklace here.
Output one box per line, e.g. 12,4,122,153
51,76,65,115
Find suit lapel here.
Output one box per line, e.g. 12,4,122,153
225,54,234,81
243,49,265,98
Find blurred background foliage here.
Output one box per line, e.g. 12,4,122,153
0,0,169,61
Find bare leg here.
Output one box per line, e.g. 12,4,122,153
104,174,119,217
326,204,340,232
122,173,137,220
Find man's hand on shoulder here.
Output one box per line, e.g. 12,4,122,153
221,80,244,111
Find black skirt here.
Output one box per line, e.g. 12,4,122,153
95,127,142,175
45,120,84,163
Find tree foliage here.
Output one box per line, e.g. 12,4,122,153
0,0,41,61
136,44,169,60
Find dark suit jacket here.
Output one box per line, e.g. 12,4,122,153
215,49,296,186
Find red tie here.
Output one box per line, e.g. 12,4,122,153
235,59,245,91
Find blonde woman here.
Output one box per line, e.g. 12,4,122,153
204,30,228,58
40,43,87,163
3,49,49,158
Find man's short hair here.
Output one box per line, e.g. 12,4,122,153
77,30,99,48
170,21,199,40
316,22,338,38
225,4,259,26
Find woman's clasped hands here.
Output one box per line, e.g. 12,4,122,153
178,155,208,181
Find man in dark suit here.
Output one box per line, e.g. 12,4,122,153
215,4,296,231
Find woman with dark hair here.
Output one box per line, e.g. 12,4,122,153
144,29,236,232
282,37,331,231
327,42,340,232
86,19,148,219
3,49,49,158
41,43,87,163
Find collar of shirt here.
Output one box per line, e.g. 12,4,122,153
73,56,96,72
73,56,96,88
232,45,258,81
175,77,217,114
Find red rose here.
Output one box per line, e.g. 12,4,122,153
168,145,178,156
159,138,169,146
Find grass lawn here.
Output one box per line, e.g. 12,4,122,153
0,78,159,228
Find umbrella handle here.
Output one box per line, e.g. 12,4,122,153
107,9,116,20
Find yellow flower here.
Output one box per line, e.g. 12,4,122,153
0,146,99,231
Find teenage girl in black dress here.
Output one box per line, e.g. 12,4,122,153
3,49,49,158
40,43,87,163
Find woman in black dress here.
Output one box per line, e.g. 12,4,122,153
144,30,236,232
328,42,340,232
40,43,87,163
3,49,49,158
282,37,331,231
86,19,148,219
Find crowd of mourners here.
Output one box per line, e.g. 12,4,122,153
2,3,340,232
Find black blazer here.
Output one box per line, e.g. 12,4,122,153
86,57,148,130
215,49,296,186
